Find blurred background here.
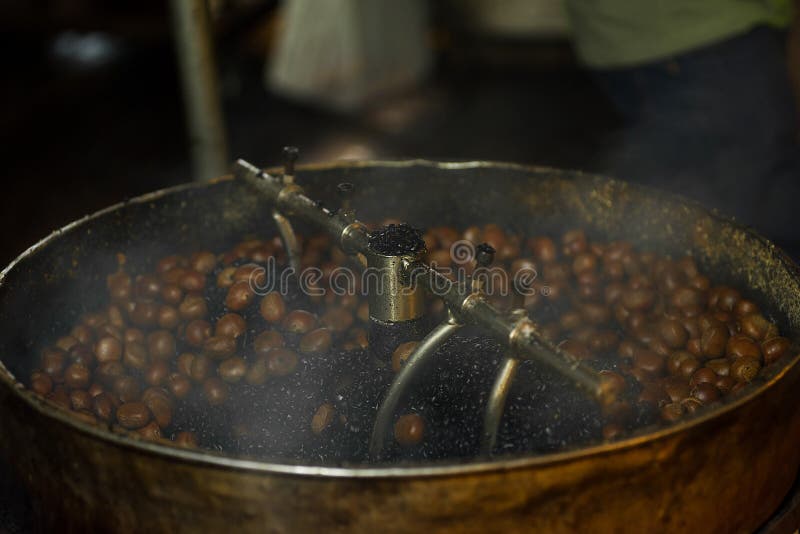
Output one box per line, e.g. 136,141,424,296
1,0,798,269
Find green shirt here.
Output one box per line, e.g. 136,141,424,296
564,0,792,68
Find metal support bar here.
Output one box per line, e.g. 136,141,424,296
482,355,520,454
369,316,462,458
170,0,229,181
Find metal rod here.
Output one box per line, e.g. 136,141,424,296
235,160,615,405
369,317,461,458
405,261,613,404
482,355,520,454
170,0,229,182
272,210,301,274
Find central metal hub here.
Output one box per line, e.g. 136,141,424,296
365,223,427,324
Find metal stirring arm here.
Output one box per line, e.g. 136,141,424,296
234,158,619,407
369,314,462,457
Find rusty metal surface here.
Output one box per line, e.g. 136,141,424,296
1,160,799,532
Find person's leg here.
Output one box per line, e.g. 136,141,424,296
593,26,800,241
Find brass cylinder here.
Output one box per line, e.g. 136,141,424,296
365,252,425,323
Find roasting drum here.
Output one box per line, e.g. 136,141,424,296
1,160,799,532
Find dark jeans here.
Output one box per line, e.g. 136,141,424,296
593,26,800,243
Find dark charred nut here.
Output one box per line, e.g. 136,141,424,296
580,303,611,325
202,336,236,359
70,389,93,412
679,354,701,379
618,339,638,360
691,383,721,404
46,388,71,410
145,361,170,387
93,393,115,421
638,383,668,406
216,266,237,288
700,324,729,359
106,305,126,328
190,355,213,382
558,339,591,361
686,339,703,357
143,394,173,429
633,348,665,375
64,363,91,390
177,353,195,376
726,335,761,361
203,377,228,406
113,376,141,403
392,341,420,373
245,356,269,386
715,375,736,394
97,324,123,342
95,336,122,364
157,305,181,330
253,330,285,354
148,330,177,360
107,270,132,301
670,287,704,313
71,324,95,346
174,431,198,447
282,310,317,334
184,320,212,348
681,397,704,414
320,308,354,333
167,373,191,399
129,301,158,327
559,311,582,332
124,328,145,345
762,337,791,366
658,319,688,350
661,402,684,422
218,357,248,383
123,342,149,371
589,330,619,353
731,356,762,383
179,270,206,292
215,313,247,339
622,288,655,312
69,344,95,367
299,328,333,355
225,281,255,311
739,313,772,341
95,361,125,387
706,358,731,377
311,403,336,435
135,275,162,301
161,267,187,285
394,414,425,446
179,294,208,320
561,229,587,256
689,367,718,387
30,371,53,396
663,377,691,403
117,402,151,430
356,301,369,324
714,287,741,312
156,255,185,276
137,421,162,441
160,284,183,305
266,348,299,376
55,335,80,352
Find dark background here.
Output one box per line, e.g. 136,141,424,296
0,1,626,269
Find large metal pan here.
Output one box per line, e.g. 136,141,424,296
1,161,799,532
